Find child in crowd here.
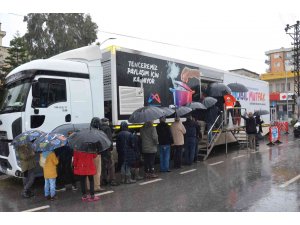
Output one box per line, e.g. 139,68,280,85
39,151,59,201
73,150,100,202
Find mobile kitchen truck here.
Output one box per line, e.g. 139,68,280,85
0,45,269,177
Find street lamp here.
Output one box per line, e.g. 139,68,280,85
99,37,116,47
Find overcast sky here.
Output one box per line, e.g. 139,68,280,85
1,0,300,74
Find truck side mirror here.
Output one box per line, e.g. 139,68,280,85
32,81,40,98
31,81,40,108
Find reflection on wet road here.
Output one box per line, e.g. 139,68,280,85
1,135,300,212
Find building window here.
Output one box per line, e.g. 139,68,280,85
276,83,280,92
287,82,291,91
281,83,285,92
275,62,281,67
274,53,280,59
269,83,273,92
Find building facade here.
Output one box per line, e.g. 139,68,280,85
0,23,9,85
260,47,294,120
229,68,260,79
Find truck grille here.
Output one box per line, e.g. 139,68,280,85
0,131,9,157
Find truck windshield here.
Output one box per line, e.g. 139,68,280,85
0,80,31,114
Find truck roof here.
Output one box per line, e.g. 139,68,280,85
6,58,89,79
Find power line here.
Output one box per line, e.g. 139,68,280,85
99,30,263,62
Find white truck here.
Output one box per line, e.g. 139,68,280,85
0,45,269,177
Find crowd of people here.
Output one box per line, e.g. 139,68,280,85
18,103,265,202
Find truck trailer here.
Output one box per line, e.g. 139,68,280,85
0,45,269,177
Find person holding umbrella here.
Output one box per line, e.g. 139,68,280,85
99,118,119,186
89,117,105,192
116,121,137,183
68,122,111,201
12,130,45,198
34,132,68,200
18,144,37,198
156,116,173,172
183,114,199,165
170,117,186,169
140,120,159,178
241,112,257,151
73,149,100,202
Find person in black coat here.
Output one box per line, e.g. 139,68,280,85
241,112,257,150
116,121,136,184
183,114,200,165
156,116,173,172
99,118,119,186
55,145,78,191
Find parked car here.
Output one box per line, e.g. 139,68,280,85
293,121,300,137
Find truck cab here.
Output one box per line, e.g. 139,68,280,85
0,45,104,177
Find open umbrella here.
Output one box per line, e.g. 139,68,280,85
51,123,90,137
68,128,111,154
12,130,46,147
159,107,175,116
128,106,165,123
254,109,269,116
33,133,68,152
203,97,218,108
207,83,232,97
227,83,248,92
186,102,207,110
175,106,192,117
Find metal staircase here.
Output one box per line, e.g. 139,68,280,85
198,114,224,160
197,109,250,160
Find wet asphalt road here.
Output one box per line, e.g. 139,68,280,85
0,134,300,212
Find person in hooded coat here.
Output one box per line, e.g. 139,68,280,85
140,121,159,179
116,121,137,183
73,150,100,202
99,118,119,186
18,143,36,198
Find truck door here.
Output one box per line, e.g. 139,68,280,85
26,77,72,132
68,78,93,123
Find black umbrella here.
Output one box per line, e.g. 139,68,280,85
203,97,218,108
68,128,111,154
128,106,165,123
52,123,90,137
254,109,269,116
175,106,192,117
159,107,175,116
186,102,207,110
227,83,248,92
207,83,232,96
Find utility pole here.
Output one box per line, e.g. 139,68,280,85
285,21,300,117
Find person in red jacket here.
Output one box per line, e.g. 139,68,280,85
73,150,100,202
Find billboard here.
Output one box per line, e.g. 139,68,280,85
115,51,200,120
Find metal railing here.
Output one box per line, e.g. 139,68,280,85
206,112,224,151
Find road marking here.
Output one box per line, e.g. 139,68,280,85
0,175,10,180
251,151,260,154
180,169,197,174
280,174,300,188
95,190,114,197
209,161,224,166
232,155,245,160
139,178,162,186
22,205,50,212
